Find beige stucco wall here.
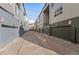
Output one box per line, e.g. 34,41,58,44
49,4,54,24
33,22,37,30
43,4,49,25
36,17,40,31
43,12,49,25
39,4,50,29
39,12,44,29
49,3,79,24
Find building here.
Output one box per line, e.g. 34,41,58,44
34,4,48,33
0,3,26,49
36,3,79,43
36,17,40,32
32,21,37,31
16,3,27,36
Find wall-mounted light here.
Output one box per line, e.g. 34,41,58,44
68,20,72,25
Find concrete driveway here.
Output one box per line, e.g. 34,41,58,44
0,31,58,55
0,31,79,55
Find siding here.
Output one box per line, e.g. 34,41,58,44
50,3,79,24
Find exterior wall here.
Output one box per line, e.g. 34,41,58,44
49,3,79,43
43,12,49,25
0,23,1,42
25,20,31,31
43,4,50,34
33,21,37,31
0,4,18,26
20,4,27,31
0,3,15,15
35,4,49,33
49,4,54,25
20,4,25,24
0,3,18,49
39,12,43,31
15,4,21,26
36,3,79,43
43,4,49,26
49,3,79,24
16,4,26,36
23,16,27,31
36,17,40,32
0,3,26,49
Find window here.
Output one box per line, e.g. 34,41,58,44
53,3,63,17
60,6,63,10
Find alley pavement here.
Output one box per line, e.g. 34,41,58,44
0,31,79,55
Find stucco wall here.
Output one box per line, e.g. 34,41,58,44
49,3,79,24
39,12,43,29
43,12,49,25
49,4,54,24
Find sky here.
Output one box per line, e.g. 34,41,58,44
24,3,45,23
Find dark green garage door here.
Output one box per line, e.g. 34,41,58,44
50,26,76,43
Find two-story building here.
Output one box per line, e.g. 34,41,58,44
36,3,79,43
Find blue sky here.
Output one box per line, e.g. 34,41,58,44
24,3,45,23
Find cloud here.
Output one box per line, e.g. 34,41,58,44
28,19,35,24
